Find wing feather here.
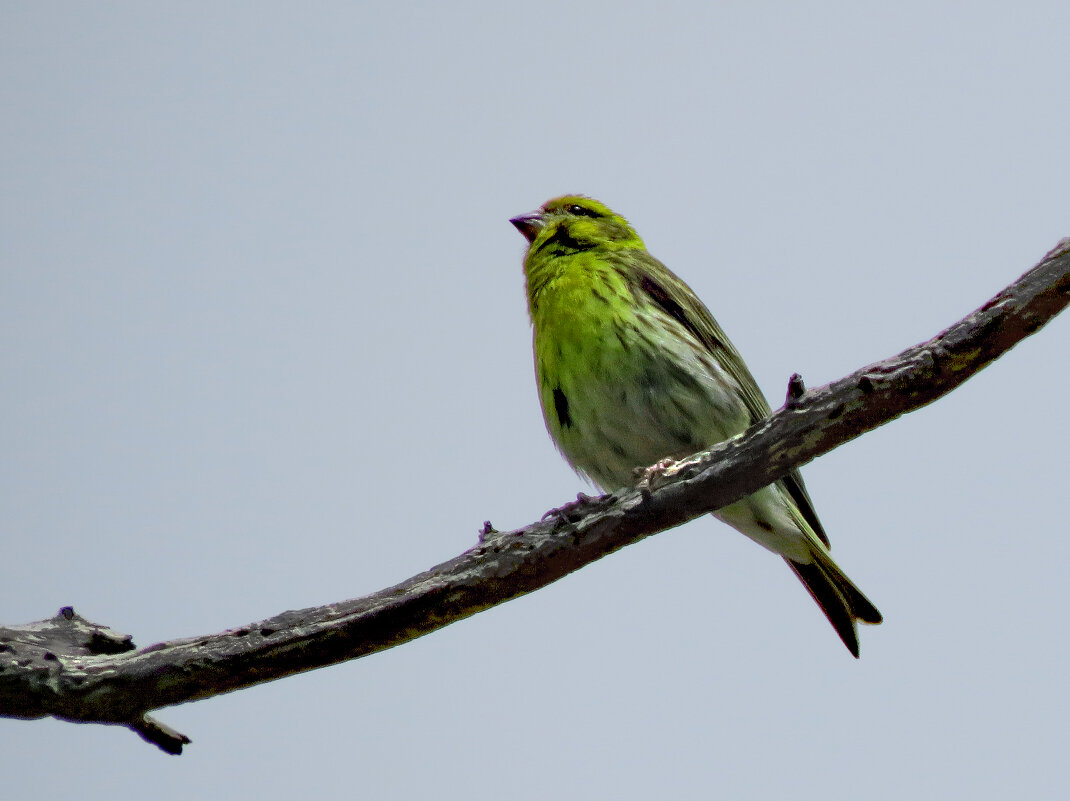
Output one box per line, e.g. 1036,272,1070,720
621,250,831,547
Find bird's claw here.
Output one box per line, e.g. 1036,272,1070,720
542,492,593,523
634,457,680,488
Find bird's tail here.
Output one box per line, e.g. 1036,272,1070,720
785,546,882,658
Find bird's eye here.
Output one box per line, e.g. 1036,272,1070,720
567,204,600,218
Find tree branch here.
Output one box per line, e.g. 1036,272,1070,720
3,239,1068,754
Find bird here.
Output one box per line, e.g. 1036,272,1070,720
510,195,881,656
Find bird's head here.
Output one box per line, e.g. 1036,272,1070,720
510,196,644,255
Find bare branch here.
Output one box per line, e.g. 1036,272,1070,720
2,239,1068,753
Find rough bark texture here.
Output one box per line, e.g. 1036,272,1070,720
2,239,1068,754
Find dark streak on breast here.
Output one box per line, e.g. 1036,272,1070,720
552,387,572,429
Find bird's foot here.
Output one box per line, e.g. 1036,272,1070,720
542,492,594,523
634,457,681,488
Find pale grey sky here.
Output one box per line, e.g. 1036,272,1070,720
2,3,1069,799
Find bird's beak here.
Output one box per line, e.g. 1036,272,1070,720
509,211,545,243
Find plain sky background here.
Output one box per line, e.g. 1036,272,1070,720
3,3,1068,799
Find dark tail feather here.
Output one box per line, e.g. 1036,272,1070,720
785,553,882,658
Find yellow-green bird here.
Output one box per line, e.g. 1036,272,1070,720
510,195,881,657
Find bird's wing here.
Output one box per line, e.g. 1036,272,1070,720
627,250,831,548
